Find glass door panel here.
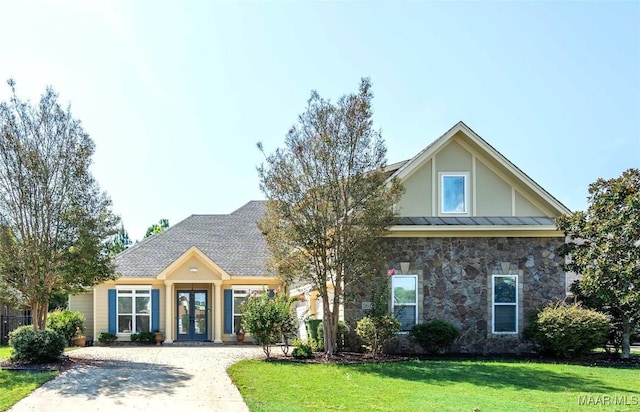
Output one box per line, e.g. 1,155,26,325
176,290,208,340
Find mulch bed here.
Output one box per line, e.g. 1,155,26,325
267,350,640,367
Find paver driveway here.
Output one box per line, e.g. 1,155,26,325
10,345,264,412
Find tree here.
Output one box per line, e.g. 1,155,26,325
257,78,403,356
144,218,169,238
556,168,640,359
0,79,119,330
111,224,132,256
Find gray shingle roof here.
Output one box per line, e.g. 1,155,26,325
397,216,555,226
114,201,269,278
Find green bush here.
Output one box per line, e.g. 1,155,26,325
292,342,314,359
410,320,459,354
355,315,400,357
46,309,85,345
97,332,118,344
130,331,155,343
314,320,350,352
534,303,611,357
9,325,66,363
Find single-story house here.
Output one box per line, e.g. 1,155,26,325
71,121,570,352
70,200,280,343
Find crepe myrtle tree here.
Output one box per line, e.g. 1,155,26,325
556,168,640,359
257,78,404,356
0,79,120,330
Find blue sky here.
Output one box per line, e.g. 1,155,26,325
1,1,638,241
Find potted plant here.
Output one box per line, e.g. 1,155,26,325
153,330,164,345
71,327,86,347
236,326,245,344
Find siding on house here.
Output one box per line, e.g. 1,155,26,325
69,291,94,338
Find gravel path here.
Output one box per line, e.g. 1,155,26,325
9,346,264,412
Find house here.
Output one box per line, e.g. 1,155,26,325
69,201,280,343
344,121,570,353
71,121,569,352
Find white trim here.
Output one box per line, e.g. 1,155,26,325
472,156,477,217
511,187,516,216
388,224,560,232
115,285,152,290
116,288,152,335
431,157,436,216
231,286,266,335
391,275,418,331
491,275,518,334
439,172,470,215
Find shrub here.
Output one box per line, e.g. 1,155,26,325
46,309,85,345
534,302,611,357
241,288,298,359
314,320,350,352
9,325,66,363
97,332,118,344
130,331,155,344
292,342,314,359
410,320,459,354
355,315,400,357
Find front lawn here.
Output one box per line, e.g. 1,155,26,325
0,346,57,412
228,359,640,411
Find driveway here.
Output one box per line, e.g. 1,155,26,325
9,345,264,412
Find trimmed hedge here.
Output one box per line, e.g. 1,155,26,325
9,325,66,363
355,315,400,357
410,320,459,354
533,303,610,357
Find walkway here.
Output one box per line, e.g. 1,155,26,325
10,345,264,412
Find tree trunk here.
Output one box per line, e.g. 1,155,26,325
621,315,631,359
322,296,337,356
31,300,49,331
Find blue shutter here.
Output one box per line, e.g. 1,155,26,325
268,289,275,298
224,289,232,334
151,289,160,332
108,289,116,334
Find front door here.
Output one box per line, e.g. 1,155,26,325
176,290,208,340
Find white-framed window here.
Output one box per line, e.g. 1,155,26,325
440,172,469,214
492,275,518,333
392,275,418,331
232,286,266,334
116,286,151,334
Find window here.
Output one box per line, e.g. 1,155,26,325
392,275,418,331
492,275,518,333
117,288,151,334
440,173,469,214
232,287,265,334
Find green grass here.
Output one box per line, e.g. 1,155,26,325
0,346,56,412
228,359,640,411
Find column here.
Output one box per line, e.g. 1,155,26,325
164,282,173,343
213,281,223,344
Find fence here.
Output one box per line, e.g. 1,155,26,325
1,314,32,344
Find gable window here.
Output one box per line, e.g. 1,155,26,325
492,275,518,333
392,275,418,331
440,173,469,214
232,287,265,334
117,288,151,334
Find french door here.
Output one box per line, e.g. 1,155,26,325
176,290,208,340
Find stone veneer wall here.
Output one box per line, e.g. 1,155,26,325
344,236,566,354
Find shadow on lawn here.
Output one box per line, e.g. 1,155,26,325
348,360,626,393
49,359,191,400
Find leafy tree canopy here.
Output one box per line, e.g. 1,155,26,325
556,168,640,358
257,78,403,355
0,79,119,330
144,218,169,238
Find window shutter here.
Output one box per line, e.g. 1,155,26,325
151,289,160,331
268,289,275,298
224,289,232,334
108,289,116,334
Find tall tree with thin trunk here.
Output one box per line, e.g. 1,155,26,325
0,79,119,330
257,78,403,356
556,168,640,359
